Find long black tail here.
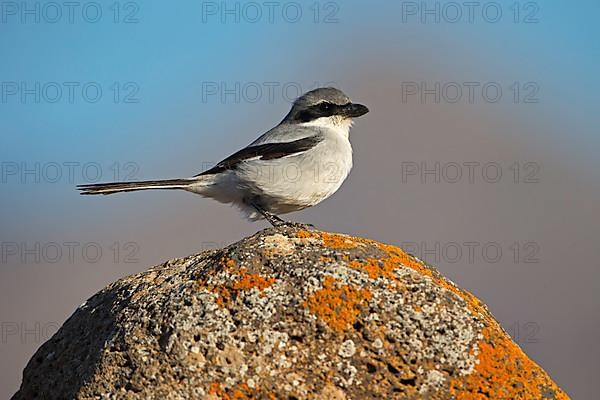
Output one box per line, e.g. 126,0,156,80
77,178,193,195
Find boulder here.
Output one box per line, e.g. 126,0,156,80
13,227,569,399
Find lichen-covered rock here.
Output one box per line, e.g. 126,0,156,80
13,227,569,399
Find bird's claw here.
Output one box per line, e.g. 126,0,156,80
273,221,315,229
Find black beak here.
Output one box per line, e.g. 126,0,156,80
342,103,369,118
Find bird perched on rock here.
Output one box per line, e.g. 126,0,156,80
78,87,369,226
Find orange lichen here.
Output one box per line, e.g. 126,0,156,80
203,231,569,398
320,255,334,263
304,276,372,333
315,231,571,397
319,232,360,249
224,258,236,268
232,268,277,291
378,242,487,318
450,327,569,399
208,382,259,400
348,258,396,280
317,232,486,319
200,266,277,306
196,257,233,283
296,229,313,239
210,286,232,306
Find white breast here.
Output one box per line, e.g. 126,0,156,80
235,121,354,214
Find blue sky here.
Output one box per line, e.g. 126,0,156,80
1,0,598,166
1,2,599,397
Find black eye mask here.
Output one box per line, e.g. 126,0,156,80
293,102,350,123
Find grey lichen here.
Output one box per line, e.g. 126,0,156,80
12,226,568,400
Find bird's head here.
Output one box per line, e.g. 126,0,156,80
283,87,369,134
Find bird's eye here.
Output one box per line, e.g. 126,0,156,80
319,102,332,112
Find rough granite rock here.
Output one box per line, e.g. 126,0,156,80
13,227,569,399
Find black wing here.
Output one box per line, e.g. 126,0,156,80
196,135,323,176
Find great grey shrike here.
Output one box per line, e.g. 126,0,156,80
78,87,369,226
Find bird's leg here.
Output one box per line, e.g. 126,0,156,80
263,211,287,227
251,203,315,229
251,203,286,227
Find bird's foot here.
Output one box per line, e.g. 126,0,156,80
251,203,315,230
273,220,315,230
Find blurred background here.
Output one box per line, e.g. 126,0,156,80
1,0,599,398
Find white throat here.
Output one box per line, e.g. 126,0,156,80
300,116,354,138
